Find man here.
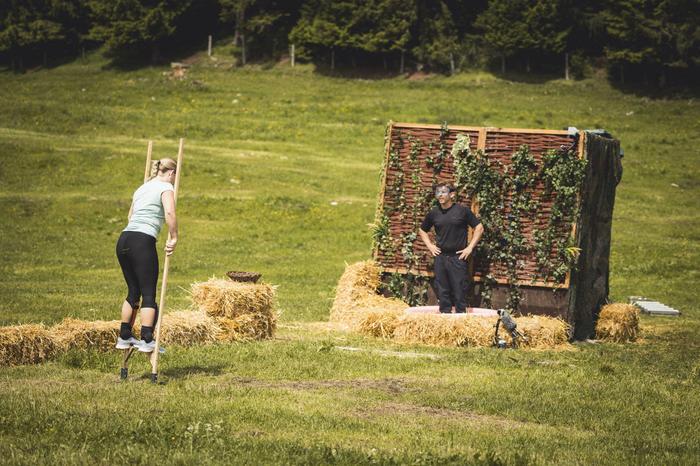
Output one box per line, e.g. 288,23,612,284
419,183,484,313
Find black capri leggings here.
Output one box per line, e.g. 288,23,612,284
116,231,159,311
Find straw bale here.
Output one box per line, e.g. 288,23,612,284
216,312,277,342
392,313,569,348
358,308,404,339
393,314,496,347
51,318,123,352
0,324,57,366
191,278,275,318
515,316,570,348
159,310,222,346
330,261,407,328
596,303,640,343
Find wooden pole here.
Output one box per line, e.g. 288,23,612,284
291,44,295,67
565,53,569,81
208,35,212,57
149,138,184,383
120,140,153,380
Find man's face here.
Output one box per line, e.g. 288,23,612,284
435,187,453,205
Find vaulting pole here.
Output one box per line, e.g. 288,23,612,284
149,138,184,383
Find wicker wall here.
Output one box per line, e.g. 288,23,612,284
374,122,581,289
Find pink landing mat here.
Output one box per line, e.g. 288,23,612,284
403,306,498,317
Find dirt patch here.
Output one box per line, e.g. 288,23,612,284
407,71,435,81
357,401,529,429
228,376,412,394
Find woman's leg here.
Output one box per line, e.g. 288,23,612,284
116,233,141,339
128,233,159,342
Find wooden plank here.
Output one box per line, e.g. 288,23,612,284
564,130,587,289
468,127,488,278
393,122,483,132
483,127,571,135
373,121,394,262
473,274,569,289
392,122,571,136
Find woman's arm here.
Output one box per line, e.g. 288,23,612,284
161,190,178,255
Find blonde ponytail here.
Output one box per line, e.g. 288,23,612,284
148,158,177,181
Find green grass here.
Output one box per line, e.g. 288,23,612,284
0,50,698,464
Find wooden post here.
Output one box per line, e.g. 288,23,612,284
565,52,570,80
449,53,455,75
120,140,153,380
400,50,405,74
149,138,184,383
291,44,295,67
208,35,212,57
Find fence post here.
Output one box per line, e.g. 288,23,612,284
208,35,212,57
291,44,295,67
565,52,569,80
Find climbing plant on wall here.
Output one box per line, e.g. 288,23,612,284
451,133,587,311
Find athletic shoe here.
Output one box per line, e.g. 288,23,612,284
115,336,140,349
135,340,165,354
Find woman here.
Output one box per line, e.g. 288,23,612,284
115,158,178,352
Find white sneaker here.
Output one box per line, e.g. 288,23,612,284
115,336,139,349
135,340,165,354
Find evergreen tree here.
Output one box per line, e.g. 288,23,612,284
220,0,302,64
0,0,88,71
604,0,699,85
88,0,192,64
288,0,359,69
475,0,532,73
413,0,459,73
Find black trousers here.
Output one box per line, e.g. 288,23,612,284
116,231,159,310
434,254,468,313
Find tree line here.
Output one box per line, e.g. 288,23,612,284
1,0,698,86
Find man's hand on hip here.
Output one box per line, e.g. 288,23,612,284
457,246,473,260
428,243,441,256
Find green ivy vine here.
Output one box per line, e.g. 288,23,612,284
452,134,588,311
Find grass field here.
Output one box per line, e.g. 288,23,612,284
0,49,698,464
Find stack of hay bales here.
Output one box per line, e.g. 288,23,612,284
360,312,570,348
330,260,407,329
49,311,221,353
0,324,57,366
0,278,277,367
595,303,640,342
52,318,123,352
336,261,570,348
190,278,277,342
158,310,221,346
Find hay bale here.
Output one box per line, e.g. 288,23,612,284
191,278,275,318
391,313,569,348
216,312,277,342
393,314,496,347
516,315,570,348
330,261,407,328
0,324,57,366
159,310,222,346
358,308,403,339
51,318,122,352
596,303,640,342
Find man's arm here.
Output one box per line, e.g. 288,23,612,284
458,223,484,260
419,228,441,256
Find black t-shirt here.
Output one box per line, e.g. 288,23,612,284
420,204,481,254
